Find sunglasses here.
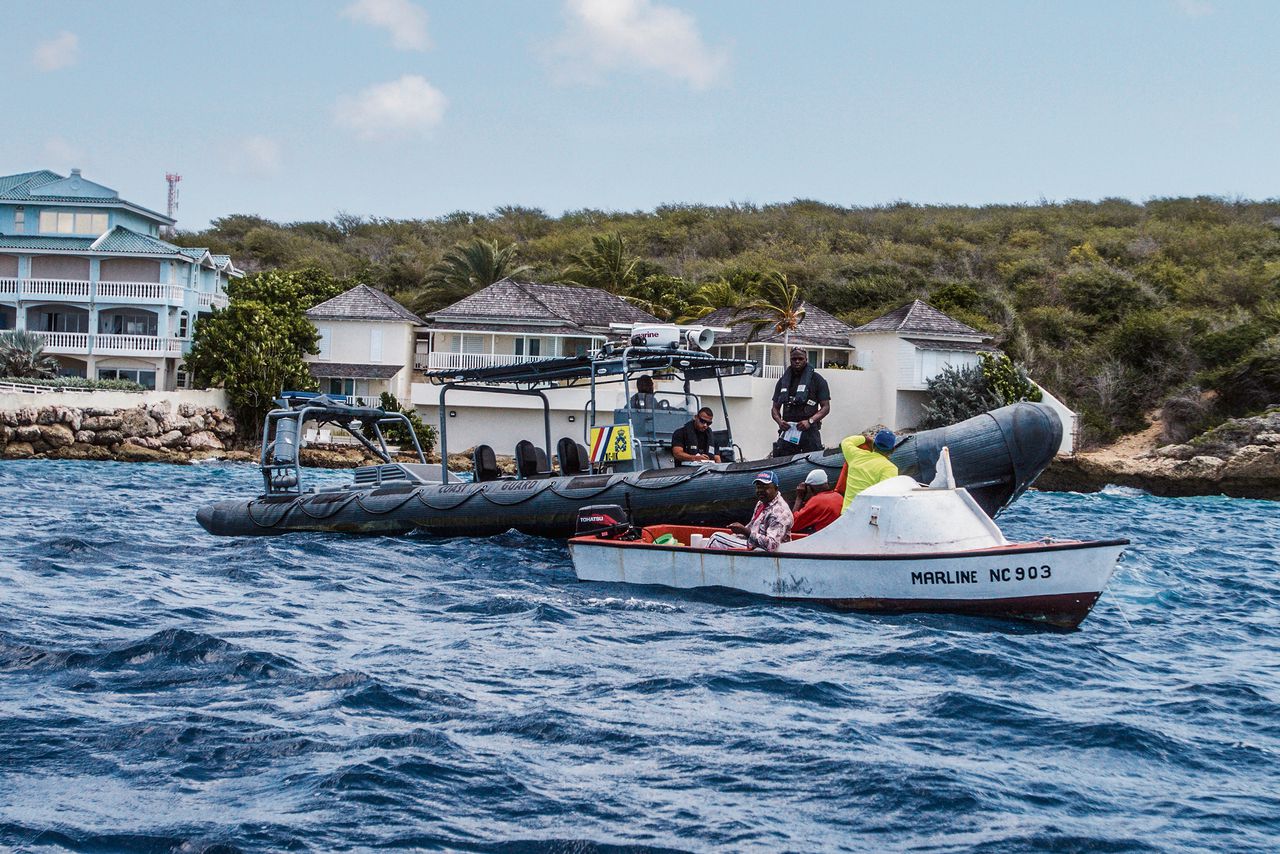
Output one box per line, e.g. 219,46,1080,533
697,418,713,426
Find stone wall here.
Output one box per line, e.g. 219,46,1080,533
1,400,238,463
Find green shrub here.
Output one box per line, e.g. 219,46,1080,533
364,391,437,455
0,375,144,391
1207,342,1280,417
917,354,1040,429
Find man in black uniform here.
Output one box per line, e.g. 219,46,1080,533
671,406,722,464
771,348,831,455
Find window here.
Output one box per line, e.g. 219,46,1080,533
175,367,191,389
369,327,383,363
38,210,107,235
13,208,24,233
528,338,541,357
514,338,523,356
461,333,485,354
177,312,190,338
34,309,88,333
99,312,158,336
97,368,156,390
327,378,355,396
316,326,331,360
0,307,11,330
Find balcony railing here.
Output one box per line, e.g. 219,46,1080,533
97,281,185,302
31,332,91,352
424,352,555,371
96,334,185,354
196,292,228,309
0,277,226,307
29,331,185,357
22,278,93,299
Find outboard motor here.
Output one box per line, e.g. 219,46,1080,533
576,504,632,539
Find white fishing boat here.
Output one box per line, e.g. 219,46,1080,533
568,451,1127,629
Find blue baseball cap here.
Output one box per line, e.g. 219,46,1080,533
754,471,778,486
873,430,897,452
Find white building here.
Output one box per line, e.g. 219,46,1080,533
0,168,240,389
301,280,1075,458
305,284,423,405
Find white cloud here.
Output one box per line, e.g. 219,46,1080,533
1175,0,1214,17
226,135,283,177
334,75,448,140
341,0,431,51
33,31,79,71
42,136,85,168
552,0,728,89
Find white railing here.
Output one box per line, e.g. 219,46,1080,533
0,277,17,296
97,281,184,302
95,334,185,354
30,332,90,351
195,291,230,309
23,278,92,298
761,364,785,379
0,381,96,395
425,352,554,371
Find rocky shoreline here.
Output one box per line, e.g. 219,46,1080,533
1037,409,1280,500
1,401,237,463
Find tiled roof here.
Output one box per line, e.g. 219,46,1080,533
90,226,184,255
902,338,1000,353
0,170,60,196
699,301,853,347
427,278,659,333
0,234,96,252
852,300,985,338
308,361,403,380
306,283,423,324
0,169,173,224
177,246,209,260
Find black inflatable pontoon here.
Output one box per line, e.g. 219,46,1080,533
195,393,1063,538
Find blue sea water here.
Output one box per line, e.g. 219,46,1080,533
0,460,1277,853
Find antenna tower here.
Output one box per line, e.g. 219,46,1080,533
164,173,182,236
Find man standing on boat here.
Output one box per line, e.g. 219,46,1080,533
714,471,793,551
836,430,898,510
791,468,844,534
771,348,831,456
672,406,722,464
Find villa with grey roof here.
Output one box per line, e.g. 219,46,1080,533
305,283,424,405
419,278,660,371
702,301,857,379
0,168,240,389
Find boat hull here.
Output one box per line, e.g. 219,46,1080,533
196,402,1063,538
567,538,1127,629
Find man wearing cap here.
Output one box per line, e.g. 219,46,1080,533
835,430,899,511
770,348,831,456
791,468,844,534
715,470,793,551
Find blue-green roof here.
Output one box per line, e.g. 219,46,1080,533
177,246,209,260
0,234,96,251
0,169,173,225
90,226,184,255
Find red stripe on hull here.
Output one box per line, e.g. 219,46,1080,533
790,591,1104,631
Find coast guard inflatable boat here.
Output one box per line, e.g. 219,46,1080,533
196,330,1064,539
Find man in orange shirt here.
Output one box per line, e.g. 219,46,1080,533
791,469,844,534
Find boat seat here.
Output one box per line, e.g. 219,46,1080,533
711,429,737,462
556,436,591,476
515,439,553,479
474,444,501,482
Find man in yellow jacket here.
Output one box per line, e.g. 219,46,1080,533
835,430,898,510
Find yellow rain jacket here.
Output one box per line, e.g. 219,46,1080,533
838,435,899,510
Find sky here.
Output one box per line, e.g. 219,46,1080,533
2,0,1277,230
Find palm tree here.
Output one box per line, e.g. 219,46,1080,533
0,330,60,379
560,232,642,294
732,271,807,351
690,270,761,314
414,238,531,312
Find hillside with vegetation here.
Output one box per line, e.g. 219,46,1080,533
175,197,1280,447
